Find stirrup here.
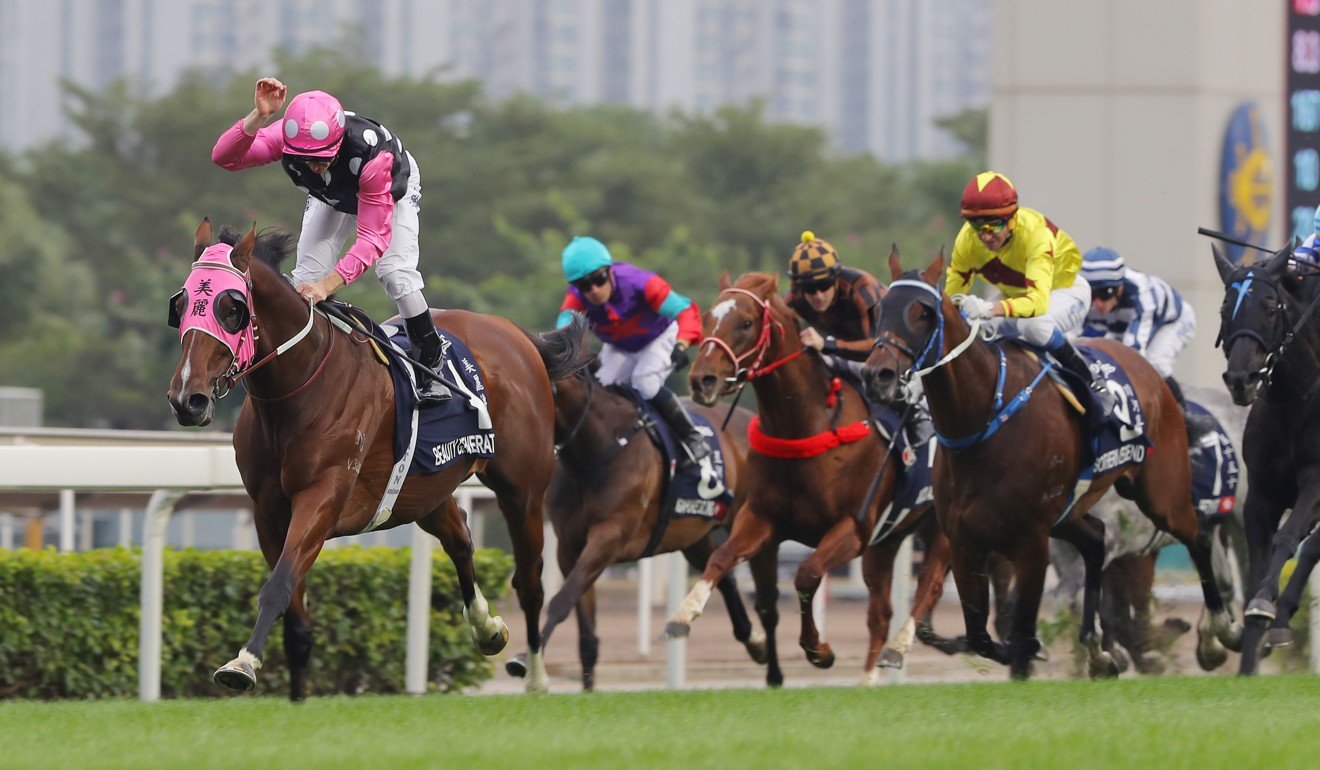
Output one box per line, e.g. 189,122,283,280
680,438,712,464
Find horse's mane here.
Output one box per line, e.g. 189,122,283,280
216,225,296,273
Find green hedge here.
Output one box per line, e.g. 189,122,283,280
0,546,513,699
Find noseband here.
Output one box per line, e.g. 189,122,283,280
873,279,982,382
1219,269,1320,389
699,287,804,387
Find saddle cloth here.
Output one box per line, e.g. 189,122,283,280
866,401,936,546
1186,399,1240,519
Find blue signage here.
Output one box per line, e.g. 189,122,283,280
1219,102,1273,264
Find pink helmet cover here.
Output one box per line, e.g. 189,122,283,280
282,91,346,159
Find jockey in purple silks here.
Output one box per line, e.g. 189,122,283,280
556,236,711,464
212,77,450,403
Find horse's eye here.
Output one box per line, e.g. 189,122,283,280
739,319,754,330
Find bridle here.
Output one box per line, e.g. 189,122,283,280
872,279,982,384
699,287,805,391
1218,267,1320,391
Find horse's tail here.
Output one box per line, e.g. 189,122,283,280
526,315,593,381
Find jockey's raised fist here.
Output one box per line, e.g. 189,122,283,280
254,77,287,120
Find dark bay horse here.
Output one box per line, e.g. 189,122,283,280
1213,245,1320,673
534,364,776,689
167,221,588,697
861,252,1240,679
665,271,958,683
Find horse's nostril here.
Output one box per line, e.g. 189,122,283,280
700,375,717,391
186,393,210,415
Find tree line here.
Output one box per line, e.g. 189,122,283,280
0,45,983,429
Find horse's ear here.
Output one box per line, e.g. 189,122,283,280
1266,244,1291,276
888,243,902,282
719,269,732,291
193,218,213,260
1212,244,1235,285
231,224,257,272
921,248,945,286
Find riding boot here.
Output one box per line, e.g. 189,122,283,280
404,312,453,404
1170,375,1215,446
648,387,712,464
1050,338,1115,425
1164,376,1187,410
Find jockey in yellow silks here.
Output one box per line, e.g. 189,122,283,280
946,171,1115,419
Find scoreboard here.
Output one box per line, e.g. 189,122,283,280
1288,0,1320,239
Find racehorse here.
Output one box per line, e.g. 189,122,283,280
862,251,1240,679
1213,245,1320,673
167,221,588,698
1049,385,1248,673
665,270,960,683
531,363,776,689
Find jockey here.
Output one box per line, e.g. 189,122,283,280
211,77,451,403
947,171,1116,420
1292,203,1320,267
784,231,886,377
1080,247,1196,405
555,236,711,464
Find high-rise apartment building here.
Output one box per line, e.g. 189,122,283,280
0,0,989,161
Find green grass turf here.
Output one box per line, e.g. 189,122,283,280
3,676,1319,769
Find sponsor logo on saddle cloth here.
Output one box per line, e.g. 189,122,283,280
641,406,733,521
1079,352,1149,475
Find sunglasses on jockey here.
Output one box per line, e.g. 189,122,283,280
570,267,611,293
794,276,836,296
1091,285,1120,301
967,216,1010,234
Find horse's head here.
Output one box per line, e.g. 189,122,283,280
689,270,796,406
1213,244,1296,406
166,219,259,426
862,246,946,403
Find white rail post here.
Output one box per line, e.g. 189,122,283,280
1310,565,1320,674
139,490,182,702
1,513,12,550
665,551,688,688
118,508,133,548
59,489,75,552
886,535,914,684
543,520,563,598
637,557,653,657
405,524,434,695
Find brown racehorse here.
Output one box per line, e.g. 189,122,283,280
861,251,1241,679
531,363,778,689
664,271,958,683
166,221,588,698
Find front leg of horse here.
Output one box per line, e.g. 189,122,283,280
283,584,314,701
859,538,899,685
539,526,622,651
215,551,315,692
948,544,1008,666
876,525,955,676
794,518,862,669
665,509,775,639
1053,514,1118,679
419,499,509,657
1262,529,1320,650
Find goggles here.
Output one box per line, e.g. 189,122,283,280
968,217,1010,234
570,267,611,292
1091,285,1120,301
796,277,835,296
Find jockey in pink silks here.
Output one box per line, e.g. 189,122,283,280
212,77,450,402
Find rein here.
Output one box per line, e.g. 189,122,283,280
700,287,806,387
224,294,321,397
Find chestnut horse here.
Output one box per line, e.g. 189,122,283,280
1213,245,1320,673
664,271,958,683
167,221,588,697
533,364,777,689
861,252,1240,679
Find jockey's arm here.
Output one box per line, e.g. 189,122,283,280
212,120,285,171
644,276,701,348
825,274,886,360
945,227,980,296
332,154,396,287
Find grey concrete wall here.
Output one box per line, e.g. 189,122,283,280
990,0,1285,387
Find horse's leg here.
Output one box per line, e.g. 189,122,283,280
481,471,550,693
575,584,600,692
683,534,767,665
947,541,1006,665
889,525,958,665
665,507,775,638
416,497,509,656
860,537,899,685
283,582,314,701
1237,489,1290,673
988,553,1017,643
1004,533,1051,681
1052,513,1117,678
213,487,339,692
793,517,863,669
747,542,784,687
540,522,624,649
1264,528,1320,650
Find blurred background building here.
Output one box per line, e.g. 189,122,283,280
0,0,990,161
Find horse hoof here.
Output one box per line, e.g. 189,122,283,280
1109,646,1131,675
1088,652,1120,680
1263,627,1294,649
767,670,785,688
1196,639,1228,672
802,643,835,669
1245,598,1277,621
505,653,528,678
744,633,769,666
474,617,510,657
664,621,691,639
212,660,257,692
877,648,905,670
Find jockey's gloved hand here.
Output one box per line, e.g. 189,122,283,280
952,294,996,321
670,344,691,371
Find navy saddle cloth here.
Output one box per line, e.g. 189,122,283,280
1044,344,1152,477
376,322,495,475
1186,399,1240,519
629,393,735,522
866,401,936,545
